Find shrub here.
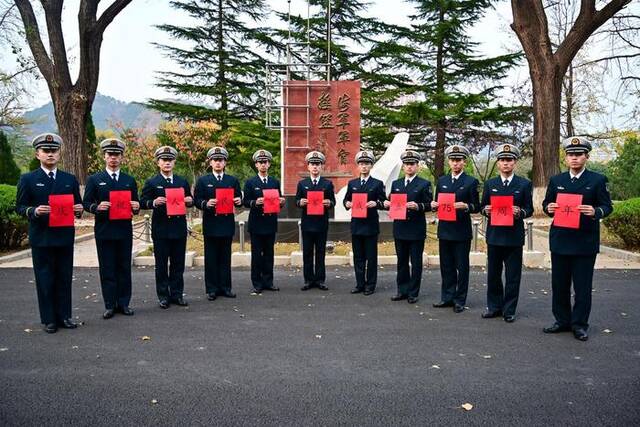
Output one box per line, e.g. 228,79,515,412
0,184,29,250
603,198,640,249
0,131,21,185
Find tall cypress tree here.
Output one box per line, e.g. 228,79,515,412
393,0,529,177
150,0,279,129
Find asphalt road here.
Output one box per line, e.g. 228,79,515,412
1,266,639,426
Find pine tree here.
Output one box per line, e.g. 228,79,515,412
393,0,529,177
0,130,21,185
149,0,279,129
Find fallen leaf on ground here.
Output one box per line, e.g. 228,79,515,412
0,348,8,352
315,335,322,339
151,399,158,404
603,329,612,334
141,336,151,341
24,329,32,333
430,365,440,369
481,355,492,359
461,403,473,411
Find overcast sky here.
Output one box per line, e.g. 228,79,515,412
1,0,517,108
1,0,635,132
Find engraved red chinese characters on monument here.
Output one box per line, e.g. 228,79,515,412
282,81,361,195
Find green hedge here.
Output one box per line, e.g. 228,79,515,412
0,184,28,250
603,198,640,250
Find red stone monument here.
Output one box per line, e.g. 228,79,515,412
281,80,361,195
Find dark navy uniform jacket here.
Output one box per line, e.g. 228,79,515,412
343,177,386,236
434,172,481,241
16,168,82,247
480,175,533,247
243,175,281,235
389,176,433,241
295,177,336,233
194,173,242,238
140,174,192,240
542,170,613,255
82,170,139,240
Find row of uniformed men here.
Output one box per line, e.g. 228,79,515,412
16,133,612,341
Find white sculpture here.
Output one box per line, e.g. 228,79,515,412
334,132,410,220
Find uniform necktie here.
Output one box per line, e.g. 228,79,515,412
451,177,456,185
405,179,411,187
166,178,172,184
111,173,117,182
48,171,55,180
313,179,317,186
361,179,366,187
503,179,509,187
263,178,267,185
217,175,222,182
571,177,577,183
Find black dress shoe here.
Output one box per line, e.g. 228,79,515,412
363,289,375,296
390,294,407,301
207,293,217,301
350,288,364,294
504,315,516,323
453,304,465,313
59,319,77,329
159,300,170,309
222,291,236,298
301,284,312,291
103,309,115,319
433,301,454,308
543,323,571,334
120,306,134,316
407,297,418,304
43,323,57,333
251,288,263,294
264,286,280,291
481,310,502,319
573,328,588,341
318,284,329,291
174,298,188,306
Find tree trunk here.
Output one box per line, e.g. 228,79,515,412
434,127,446,178
53,91,90,184
565,62,575,137
217,0,228,130
530,65,563,211
434,5,446,178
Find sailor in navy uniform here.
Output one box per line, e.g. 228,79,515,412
383,150,433,304
15,133,83,333
243,149,285,294
295,151,336,291
140,146,193,309
194,146,242,300
83,139,140,319
542,137,613,341
431,145,480,313
480,144,533,323
343,151,386,295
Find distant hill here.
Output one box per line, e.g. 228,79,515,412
22,93,163,136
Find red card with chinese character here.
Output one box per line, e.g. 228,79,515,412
263,189,280,214
165,187,186,216
109,190,132,220
389,193,407,220
48,194,75,227
490,195,514,226
554,193,583,229
351,193,368,218
437,193,456,221
307,190,324,215
215,188,235,215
